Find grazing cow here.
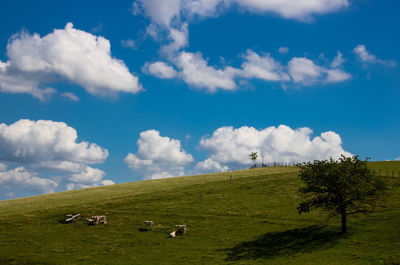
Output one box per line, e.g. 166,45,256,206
97,216,107,224
175,225,187,235
169,231,176,238
144,220,154,230
86,215,107,225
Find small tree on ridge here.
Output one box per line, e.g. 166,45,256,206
249,152,258,167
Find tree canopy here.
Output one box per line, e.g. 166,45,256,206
249,152,258,166
297,155,386,233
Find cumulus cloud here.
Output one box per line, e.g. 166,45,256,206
197,125,351,170
136,0,351,91
0,23,142,99
145,50,351,91
195,158,229,174
288,57,324,84
124,130,193,179
144,51,239,92
134,0,349,27
325,68,351,83
0,119,113,196
174,51,239,92
331,51,345,68
68,166,105,184
143,61,177,79
0,61,56,100
66,180,115,191
31,161,84,173
66,166,114,190
240,50,290,82
288,57,351,85
233,0,349,20
100,179,115,186
161,23,189,56
136,0,181,27
134,0,349,61
353,44,397,67
0,119,108,164
0,167,58,194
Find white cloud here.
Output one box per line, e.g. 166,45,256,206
161,23,189,56
288,57,351,84
143,61,177,79
331,51,345,68
279,47,289,54
134,0,349,27
183,0,224,18
61,92,79,101
0,119,112,196
101,179,115,186
195,158,229,174
135,0,351,91
233,0,349,20
353,44,397,67
199,125,351,170
134,0,349,63
66,183,92,191
146,51,351,90
325,68,351,83
0,23,142,99
0,119,108,164
0,61,56,100
144,51,240,91
136,0,181,27
66,178,115,190
240,49,290,82
31,161,84,173
0,162,7,171
288,57,323,84
69,166,106,184
174,51,239,92
124,130,193,179
0,167,58,194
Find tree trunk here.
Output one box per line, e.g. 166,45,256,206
341,212,347,233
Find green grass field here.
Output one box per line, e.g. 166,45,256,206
0,163,399,264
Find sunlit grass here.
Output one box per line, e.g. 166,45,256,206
0,164,398,264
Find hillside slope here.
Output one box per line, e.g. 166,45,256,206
0,164,399,264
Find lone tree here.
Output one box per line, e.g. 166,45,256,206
249,152,258,167
297,155,386,233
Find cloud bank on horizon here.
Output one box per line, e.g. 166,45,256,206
124,125,351,179
0,119,351,193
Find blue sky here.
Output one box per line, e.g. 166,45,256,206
0,0,399,199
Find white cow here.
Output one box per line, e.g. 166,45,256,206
144,220,154,230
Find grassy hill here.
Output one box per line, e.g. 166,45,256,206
0,164,399,264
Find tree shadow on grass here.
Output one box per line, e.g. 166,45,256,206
225,225,341,261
